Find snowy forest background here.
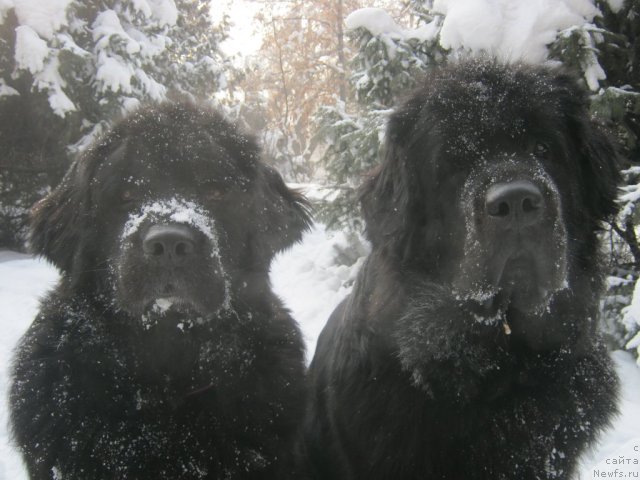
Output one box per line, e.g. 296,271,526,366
0,1,639,361
3,0,638,363
0,0,640,478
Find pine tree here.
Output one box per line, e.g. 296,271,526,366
317,0,640,359
548,0,640,359
0,0,233,249
315,3,445,231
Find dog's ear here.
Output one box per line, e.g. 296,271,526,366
360,98,427,255
28,135,115,274
577,121,621,222
254,164,312,261
555,72,621,223
29,158,89,273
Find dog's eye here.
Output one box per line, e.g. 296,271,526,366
533,142,550,159
120,189,137,204
206,189,226,202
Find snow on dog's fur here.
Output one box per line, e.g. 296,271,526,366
10,102,311,479
118,197,233,317
304,60,621,480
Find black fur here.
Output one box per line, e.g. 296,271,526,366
10,102,311,479
305,60,621,479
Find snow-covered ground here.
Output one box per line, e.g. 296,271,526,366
0,250,59,480
1,226,639,479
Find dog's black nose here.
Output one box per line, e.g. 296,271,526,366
142,224,196,265
485,180,544,228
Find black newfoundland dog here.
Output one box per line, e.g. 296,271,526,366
10,103,311,479
305,60,621,479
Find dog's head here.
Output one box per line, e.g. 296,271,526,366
361,60,620,313
30,102,310,317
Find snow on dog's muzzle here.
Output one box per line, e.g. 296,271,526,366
454,159,568,314
115,198,232,318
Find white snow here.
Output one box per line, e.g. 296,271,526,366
36,54,77,116
122,198,233,312
95,54,134,95
346,7,440,44
4,0,176,121
8,0,73,40
89,7,170,100
271,225,363,362
14,26,77,116
346,1,600,64
147,0,178,27
618,182,640,209
131,0,153,19
0,0,9,24
346,8,404,37
0,79,18,98
1,227,639,478
577,351,640,479
132,67,166,101
555,24,607,91
122,198,219,243
14,25,49,75
152,297,174,313
92,10,141,54
0,251,59,480
622,279,640,363
121,96,141,114
93,0,177,27
91,11,138,96
345,1,607,90
412,20,442,44
605,0,625,14
433,0,600,63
